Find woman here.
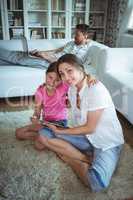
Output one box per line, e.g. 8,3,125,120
36,54,124,192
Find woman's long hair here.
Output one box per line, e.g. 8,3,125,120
57,54,85,74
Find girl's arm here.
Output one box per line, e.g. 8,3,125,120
31,99,42,123
47,109,104,135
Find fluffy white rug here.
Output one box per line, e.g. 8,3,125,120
0,109,133,200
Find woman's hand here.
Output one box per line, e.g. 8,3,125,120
87,74,98,86
46,123,64,134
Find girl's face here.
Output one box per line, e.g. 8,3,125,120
58,62,83,86
46,72,61,89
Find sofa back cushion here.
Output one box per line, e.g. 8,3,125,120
0,39,69,52
104,48,133,73
0,40,24,51
28,39,69,51
88,43,108,68
84,42,108,78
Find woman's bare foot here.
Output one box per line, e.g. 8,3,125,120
34,137,46,151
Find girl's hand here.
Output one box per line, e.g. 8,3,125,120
30,116,40,124
87,74,98,86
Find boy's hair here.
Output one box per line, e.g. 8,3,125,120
76,24,90,36
57,53,85,73
46,62,58,74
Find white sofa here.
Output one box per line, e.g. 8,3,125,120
0,39,107,98
0,39,69,98
1,39,132,124
98,48,133,124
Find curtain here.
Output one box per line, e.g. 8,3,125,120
105,0,128,47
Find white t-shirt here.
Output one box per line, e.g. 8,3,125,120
68,81,124,151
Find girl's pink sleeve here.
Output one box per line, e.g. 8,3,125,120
35,86,43,104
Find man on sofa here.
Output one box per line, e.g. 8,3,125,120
0,24,96,68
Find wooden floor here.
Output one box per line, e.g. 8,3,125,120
0,97,133,148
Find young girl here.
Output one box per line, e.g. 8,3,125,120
16,61,95,149
15,62,69,145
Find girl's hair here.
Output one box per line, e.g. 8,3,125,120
57,53,85,73
46,62,58,74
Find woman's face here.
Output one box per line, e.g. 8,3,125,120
46,72,61,89
58,62,82,86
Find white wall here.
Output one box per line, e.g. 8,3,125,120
117,0,133,47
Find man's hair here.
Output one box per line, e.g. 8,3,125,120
76,24,90,36
76,24,97,40
46,62,58,74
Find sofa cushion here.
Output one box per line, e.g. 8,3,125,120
105,48,133,73
28,39,69,51
107,72,133,91
0,66,46,97
103,71,133,124
84,64,97,76
85,44,108,79
0,40,24,51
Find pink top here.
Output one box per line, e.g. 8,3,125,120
35,82,69,121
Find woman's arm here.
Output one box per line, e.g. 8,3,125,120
47,109,104,135
86,74,98,86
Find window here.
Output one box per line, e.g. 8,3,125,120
127,9,133,33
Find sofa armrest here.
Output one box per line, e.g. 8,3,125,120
84,42,108,78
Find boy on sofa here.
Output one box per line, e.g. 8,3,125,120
0,24,96,68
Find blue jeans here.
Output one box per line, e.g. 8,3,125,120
0,48,49,68
39,127,123,192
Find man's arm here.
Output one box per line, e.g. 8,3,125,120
30,45,65,62
33,51,57,63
